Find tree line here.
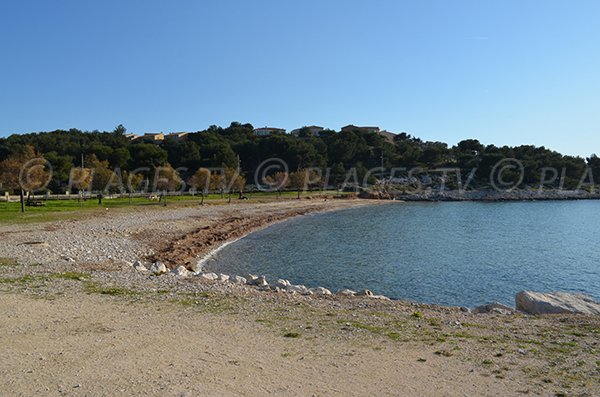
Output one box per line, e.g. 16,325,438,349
1,122,598,198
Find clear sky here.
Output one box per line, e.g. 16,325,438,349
0,0,598,156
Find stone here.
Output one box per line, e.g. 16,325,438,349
370,294,391,301
229,275,247,284
171,265,190,277
356,289,374,297
149,262,167,274
133,261,148,272
254,275,268,287
336,289,357,297
245,274,258,284
186,261,201,273
217,273,230,282
199,272,219,281
286,285,312,295
274,279,291,289
473,302,515,315
310,287,332,296
515,291,600,315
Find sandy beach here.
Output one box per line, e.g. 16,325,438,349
1,199,599,396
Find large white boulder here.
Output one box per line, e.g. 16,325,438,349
515,291,600,315
229,275,247,284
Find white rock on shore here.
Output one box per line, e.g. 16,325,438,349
171,266,190,278
472,302,515,315
274,279,291,289
228,275,246,284
149,262,167,274
199,272,219,281
310,287,332,296
515,291,600,315
287,285,312,295
133,261,148,272
336,289,357,297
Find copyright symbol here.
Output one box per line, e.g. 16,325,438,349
254,158,289,191
19,157,53,191
490,158,524,192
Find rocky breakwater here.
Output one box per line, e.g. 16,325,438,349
133,261,392,300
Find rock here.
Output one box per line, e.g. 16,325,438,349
229,275,247,284
370,294,391,301
336,289,357,297
473,302,515,315
61,255,76,263
274,279,291,289
217,273,230,282
171,266,189,277
515,291,600,315
199,272,219,281
186,261,201,273
356,289,374,297
310,287,332,296
286,284,312,295
133,261,148,272
149,262,167,274
245,274,258,284
254,275,268,287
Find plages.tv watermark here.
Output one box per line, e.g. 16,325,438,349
5,157,598,195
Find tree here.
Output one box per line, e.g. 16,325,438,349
266,171,289,197
189,168,211,204
0,145,49,212
289,169,321,198
154,164,183,192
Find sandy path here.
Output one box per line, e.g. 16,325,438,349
0,292,529,397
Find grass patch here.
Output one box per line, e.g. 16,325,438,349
283,332,301,338
49,272,90,281
0,257,18,267
84,282,138,296
0,275,37,284
412,311,424,319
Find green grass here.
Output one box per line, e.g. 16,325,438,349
283,332,301,338
0,274,37,284
83,281,138,296
0,257,18,267
0,190,349,224
49,272,90,281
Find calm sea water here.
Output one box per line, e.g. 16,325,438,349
205,201,600,307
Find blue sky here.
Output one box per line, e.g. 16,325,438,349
0,0,598,156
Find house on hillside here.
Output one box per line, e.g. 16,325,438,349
341,125,381,134
253,127,286,136
290,125,325,137
140,133,165,143
165,132,189,141
378,130,397,143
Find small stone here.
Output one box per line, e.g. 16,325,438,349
149,262,167,274
336,289,357,297
310,287,332,296
171,266,189,277
199,272,219,281
133,261,148,272
217,273,230,282
229,275,247,284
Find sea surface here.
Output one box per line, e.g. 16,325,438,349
205,201,600,307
